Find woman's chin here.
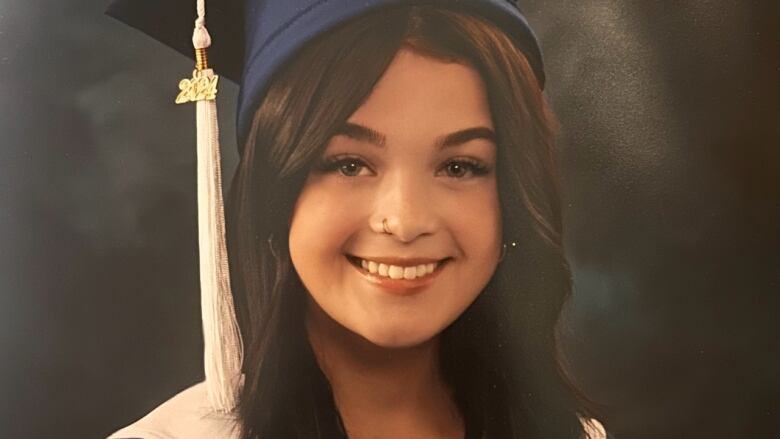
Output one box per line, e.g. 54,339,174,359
357,325,439,349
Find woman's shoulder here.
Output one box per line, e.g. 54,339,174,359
106,381,240,439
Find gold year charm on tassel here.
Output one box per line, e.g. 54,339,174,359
175,70,219,104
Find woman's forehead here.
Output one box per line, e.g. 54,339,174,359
341,49,494,136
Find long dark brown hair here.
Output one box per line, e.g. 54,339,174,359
226,4,592,438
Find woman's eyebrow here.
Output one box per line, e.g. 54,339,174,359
440,126,497,149
336,122,496,149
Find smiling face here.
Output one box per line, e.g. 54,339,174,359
288,48,502,348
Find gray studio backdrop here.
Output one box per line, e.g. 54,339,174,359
0,0,777,438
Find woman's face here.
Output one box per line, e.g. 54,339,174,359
289,48,502,348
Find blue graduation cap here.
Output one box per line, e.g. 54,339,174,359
106,0,546,414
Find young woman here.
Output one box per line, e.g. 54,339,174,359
107,1,608,438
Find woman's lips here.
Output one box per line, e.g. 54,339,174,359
345,255,450,295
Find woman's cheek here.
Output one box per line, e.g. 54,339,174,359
289,181,363,268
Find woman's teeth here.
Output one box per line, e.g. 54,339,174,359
358,258,440,280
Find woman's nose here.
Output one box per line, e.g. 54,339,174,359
373,171,439,243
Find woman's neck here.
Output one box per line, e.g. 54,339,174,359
304,297,464,439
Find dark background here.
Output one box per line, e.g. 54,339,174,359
0,1,777,438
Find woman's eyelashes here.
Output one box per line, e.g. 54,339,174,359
441,158,491,178
313,154,492,179
314,155,372,177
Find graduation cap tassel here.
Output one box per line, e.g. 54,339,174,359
176,0,243,413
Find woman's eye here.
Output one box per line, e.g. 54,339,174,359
440,159,491,179
315,157,371,177
314,156,490,179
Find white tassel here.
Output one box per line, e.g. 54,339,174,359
195,86,243,413
187,0,243,413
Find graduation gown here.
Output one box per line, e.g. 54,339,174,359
106,382,240,439
106,381,609,439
